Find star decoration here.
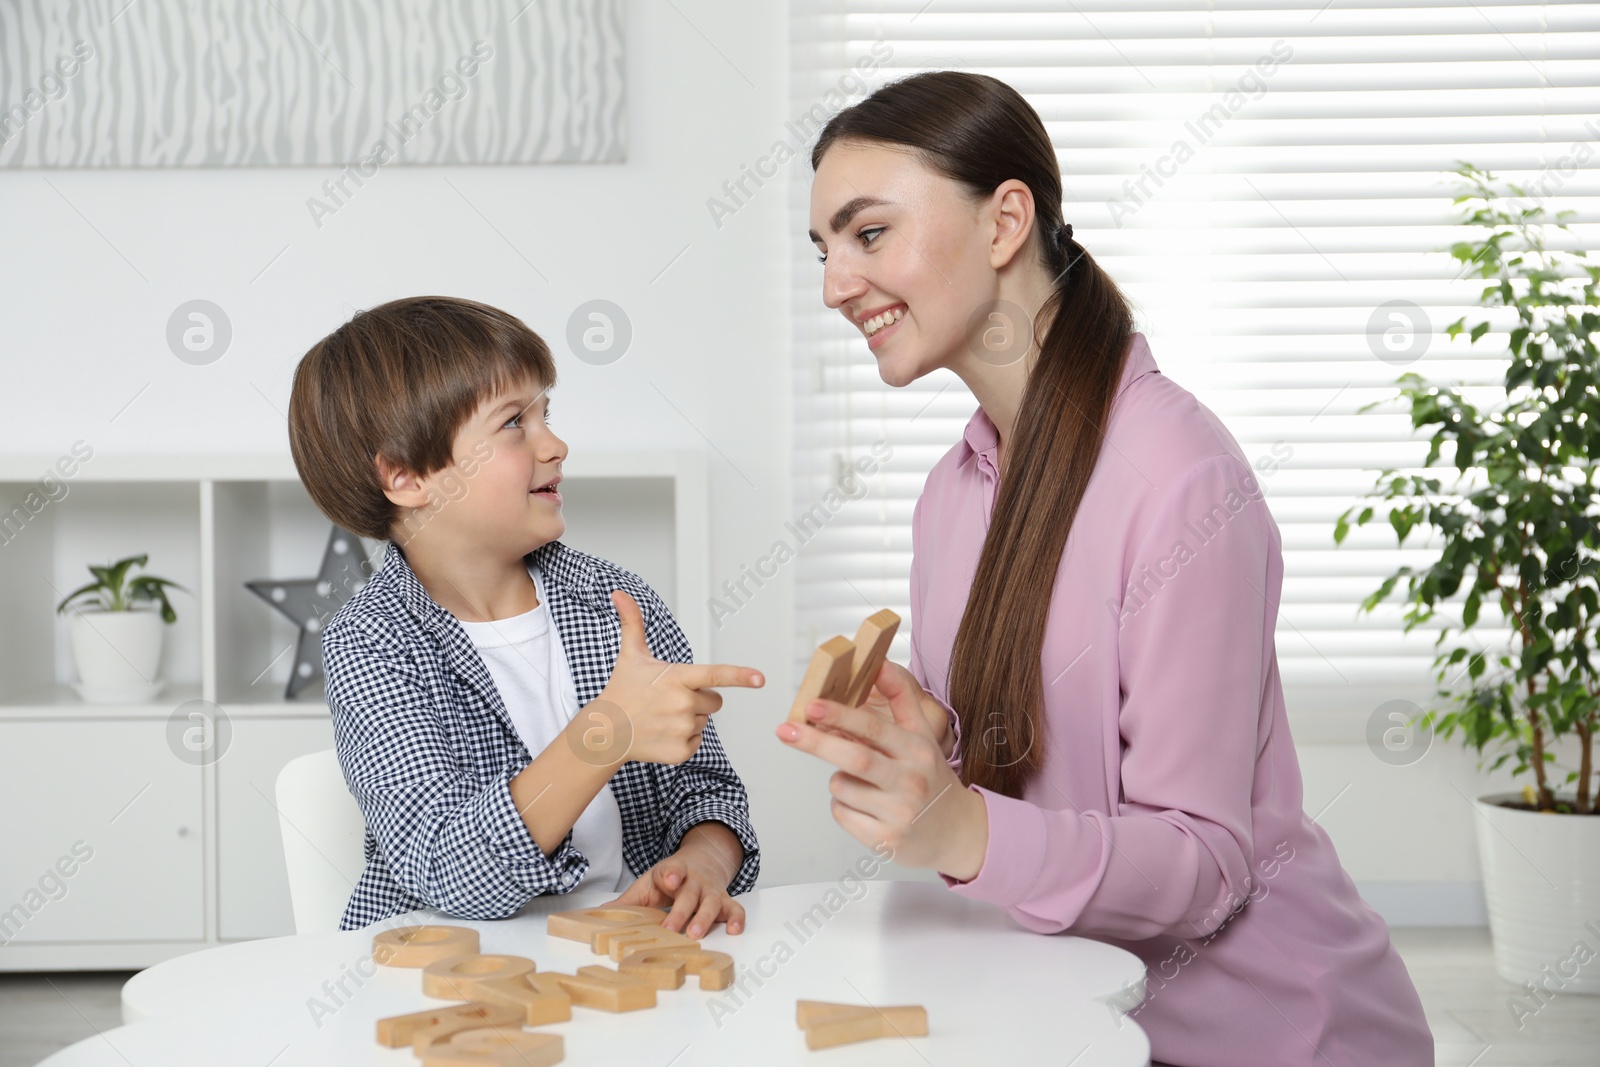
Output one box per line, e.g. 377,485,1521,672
245,524,375,699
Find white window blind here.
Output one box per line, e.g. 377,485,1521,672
788,1,1600,728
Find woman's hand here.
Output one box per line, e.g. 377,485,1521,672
776,662,987,879
857,662,957,760
603,821,746,938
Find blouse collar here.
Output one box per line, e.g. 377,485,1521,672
957,331,1159,467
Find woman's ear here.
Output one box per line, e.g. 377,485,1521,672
986,178,1038,271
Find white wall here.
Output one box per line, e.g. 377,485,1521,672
0,0,885,889
0,0,1517,916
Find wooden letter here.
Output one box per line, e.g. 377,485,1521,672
602,926,699,961
546,905,668,949
420,953,570,1027
421,954,537,1000
372,925,480,967
531,967,657,1012
619,946,735,991
786,635,857,723
795,999,928,1049
419,1027,564,1067
842,609,901,706
611,952,684,990
374,1001,520,1050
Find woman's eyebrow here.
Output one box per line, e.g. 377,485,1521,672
808,195,893,243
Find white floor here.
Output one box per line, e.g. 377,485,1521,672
0,971,127,1067
0,928,1596,1065
1393,927,1600,1067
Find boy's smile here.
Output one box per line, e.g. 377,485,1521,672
531,470,563,506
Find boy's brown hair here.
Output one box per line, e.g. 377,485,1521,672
288,295,557,541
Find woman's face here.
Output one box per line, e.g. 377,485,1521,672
809,141,1002,388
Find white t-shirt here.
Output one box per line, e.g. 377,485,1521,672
455,563,631,893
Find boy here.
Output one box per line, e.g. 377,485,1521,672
287,295,763,935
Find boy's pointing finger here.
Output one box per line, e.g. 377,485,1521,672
676,664,765,691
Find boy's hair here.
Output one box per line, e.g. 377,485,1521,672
288,295,557,541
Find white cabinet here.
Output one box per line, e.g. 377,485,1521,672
0,717,204,945
0,452,707,970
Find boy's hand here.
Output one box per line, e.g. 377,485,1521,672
604,823,746,938
583,591,763,766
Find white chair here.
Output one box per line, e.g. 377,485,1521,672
273,748,367,934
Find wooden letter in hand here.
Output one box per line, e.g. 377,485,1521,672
842,608,901,706
788,609,901,723
795,999,929,1050
787,635,855,723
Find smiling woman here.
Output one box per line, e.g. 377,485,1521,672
785,71,1436,1067
804,71,1135,791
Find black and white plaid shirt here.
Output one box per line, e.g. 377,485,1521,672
321,539,760,930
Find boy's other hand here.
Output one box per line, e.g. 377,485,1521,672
604,823,746,938
584,590,763,766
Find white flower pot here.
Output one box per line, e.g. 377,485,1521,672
68,608,167,703
1475,793,1600,994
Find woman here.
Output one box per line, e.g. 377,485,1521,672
777,71,1434,1067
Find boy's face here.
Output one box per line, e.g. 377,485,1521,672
407,375,567,557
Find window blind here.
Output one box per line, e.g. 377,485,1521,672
788,1,1600,728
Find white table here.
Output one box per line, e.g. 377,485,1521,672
46,881,1151,1066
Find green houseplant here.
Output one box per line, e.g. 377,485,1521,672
56,554,186,703
1334,162,1600,990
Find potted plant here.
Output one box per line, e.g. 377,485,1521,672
1335,162,1600,991
56,554,187,704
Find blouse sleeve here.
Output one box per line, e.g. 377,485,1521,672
941,453,1270,942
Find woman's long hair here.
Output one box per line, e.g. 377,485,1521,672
812,71,1134,798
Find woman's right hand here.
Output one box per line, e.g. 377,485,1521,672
777,662,986,879
860,661,956,760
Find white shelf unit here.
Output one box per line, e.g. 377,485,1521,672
0,451,708,970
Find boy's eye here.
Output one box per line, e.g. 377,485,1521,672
504,403,550,429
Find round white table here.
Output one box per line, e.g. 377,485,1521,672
47,881,1151,1066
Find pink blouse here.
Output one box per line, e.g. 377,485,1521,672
911,333,1434,1066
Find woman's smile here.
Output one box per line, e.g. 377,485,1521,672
865,305,907,350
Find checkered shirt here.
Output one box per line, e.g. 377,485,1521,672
321,539,760,930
